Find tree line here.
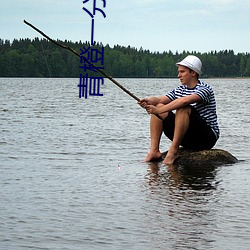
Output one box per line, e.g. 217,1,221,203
0,38,250,78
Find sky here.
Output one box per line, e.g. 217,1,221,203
1,0,250,53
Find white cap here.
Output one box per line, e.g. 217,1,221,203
176,55,202,75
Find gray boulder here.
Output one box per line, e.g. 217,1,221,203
161,148,238,166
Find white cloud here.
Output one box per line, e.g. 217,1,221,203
1,0,250,53
134,0,168,5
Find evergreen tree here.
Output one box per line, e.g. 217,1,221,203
0,38,249,78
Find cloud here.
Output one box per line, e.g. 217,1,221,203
206,0,238,4
134,0,168,5
199,0,250,10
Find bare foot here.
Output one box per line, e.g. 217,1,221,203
163,150,179,165
144,151,162,162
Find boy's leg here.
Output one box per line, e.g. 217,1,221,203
180,107,217,150
144,104,169,162
163,106,191,164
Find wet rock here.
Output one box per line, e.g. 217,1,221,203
162,148,238,166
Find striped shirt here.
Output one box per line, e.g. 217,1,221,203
166,80,220,139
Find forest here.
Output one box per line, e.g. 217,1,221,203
0,38,250,78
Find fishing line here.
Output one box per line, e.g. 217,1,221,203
40,39,52,77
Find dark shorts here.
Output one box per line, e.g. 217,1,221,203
163,107,217,150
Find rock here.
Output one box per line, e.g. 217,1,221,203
161,148,238,166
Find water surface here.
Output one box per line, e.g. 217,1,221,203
1,78,250,249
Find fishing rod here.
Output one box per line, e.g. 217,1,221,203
23,20,163,120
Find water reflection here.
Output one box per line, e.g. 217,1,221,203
144,162,221,249
147,162,219,191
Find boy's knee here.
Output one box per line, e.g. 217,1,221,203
176,106,192,116
155,103,165,108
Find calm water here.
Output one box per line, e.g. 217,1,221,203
1,78,250,250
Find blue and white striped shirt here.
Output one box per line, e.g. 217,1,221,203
166,80,220,139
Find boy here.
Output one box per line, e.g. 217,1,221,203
139,55,219,164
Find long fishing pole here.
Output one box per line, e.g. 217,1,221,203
23,20,163,120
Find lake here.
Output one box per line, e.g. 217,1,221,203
1,78,250,249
